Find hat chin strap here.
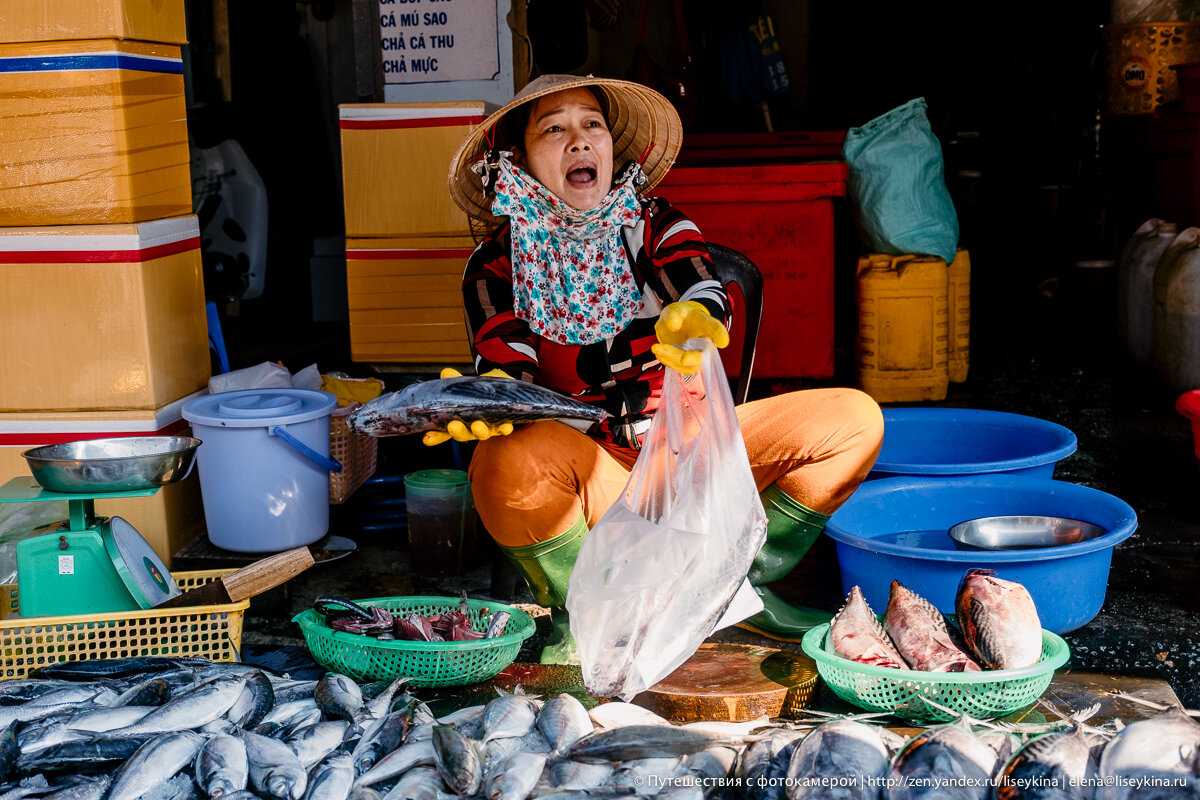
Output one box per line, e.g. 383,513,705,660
614,159,648,190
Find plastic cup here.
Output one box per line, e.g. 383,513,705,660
403,469,477,577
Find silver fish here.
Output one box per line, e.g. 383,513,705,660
353,739,436,788
485,751,547,800
587,702,670,730
885,580,982,672
347,377,607,437
431,724,483,798
0,686,116,728
0,721,16,784
241,729,308,800
260,700,322,729
112,678,171,708
269,681,319,706
1098,705,1200,799
437,705,486,740
995,725,1096,800
15,735,153,775
113,674,247,735
549,760,614,790
20,707,153,753
829,586,906,669
482,694,540,743
680,746,737,783
106,731,206,800
302,752,355,800
351,711,410,775
379,767,444,800
565,725,726,764
315,675,365,727
887,717,998,800
362,678,411,722
955,569,1043,670
196,734,249,799
41,775,111,800
286,721,351,771
536,694,593,756
734,728,806,783
609,756,684,792
226,670,275,729
785,719,889,800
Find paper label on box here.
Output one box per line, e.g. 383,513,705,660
378,0,499,84
58,554,74,575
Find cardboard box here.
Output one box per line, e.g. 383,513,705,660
0,39,192,226
0,215,211,412
347,236,475,364
0,0,188,45
0,391,208,567
339,103,492,238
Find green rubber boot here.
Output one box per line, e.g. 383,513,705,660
498,515,587,665
737,483,834,642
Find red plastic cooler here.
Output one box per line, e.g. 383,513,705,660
656,160,847,379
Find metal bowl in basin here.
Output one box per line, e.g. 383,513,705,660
22,436,202,494
950,515,1106,550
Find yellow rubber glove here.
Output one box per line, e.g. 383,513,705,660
422,367,517,446
651,300,730,376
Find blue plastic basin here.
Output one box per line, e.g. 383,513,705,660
870,408,1078,479
825,475,1137,634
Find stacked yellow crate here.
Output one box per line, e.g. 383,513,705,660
339,102,493,365
0,2,208,565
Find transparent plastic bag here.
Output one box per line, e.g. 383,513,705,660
566,339,768,700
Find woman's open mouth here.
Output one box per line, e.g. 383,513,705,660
566,167,596,185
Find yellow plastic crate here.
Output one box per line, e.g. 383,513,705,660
0,569,247,680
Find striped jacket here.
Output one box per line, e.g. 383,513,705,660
461,197,729,449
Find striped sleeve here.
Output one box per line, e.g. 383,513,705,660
461,226,541,382
644,200,729,325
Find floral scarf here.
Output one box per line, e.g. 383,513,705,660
491,158,643,346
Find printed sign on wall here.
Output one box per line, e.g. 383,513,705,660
378,0,500,84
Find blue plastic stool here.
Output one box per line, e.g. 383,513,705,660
206,301,231,375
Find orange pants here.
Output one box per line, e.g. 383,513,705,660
469,388,884,548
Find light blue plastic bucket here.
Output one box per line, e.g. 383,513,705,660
869,408,1078,479
183,389,341,553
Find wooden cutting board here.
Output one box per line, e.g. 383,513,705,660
631,642,819,723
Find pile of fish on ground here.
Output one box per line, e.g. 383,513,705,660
831,570,1045,674
1,655,1199,800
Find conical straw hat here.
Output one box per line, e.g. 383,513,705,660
448,74,683,228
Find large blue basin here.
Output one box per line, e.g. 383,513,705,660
870,408,1078,479
825,475,1137,634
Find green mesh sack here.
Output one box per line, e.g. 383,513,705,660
843,97,959,264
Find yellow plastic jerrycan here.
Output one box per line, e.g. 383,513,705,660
948,248,971,383
856,253,950,403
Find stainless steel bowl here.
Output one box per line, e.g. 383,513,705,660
22,436,202,494
949,515,1106,550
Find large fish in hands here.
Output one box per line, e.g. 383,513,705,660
347,376,608,437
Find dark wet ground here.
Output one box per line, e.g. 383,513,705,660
212,256,1200,710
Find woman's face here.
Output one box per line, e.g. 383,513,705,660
517,87,614,211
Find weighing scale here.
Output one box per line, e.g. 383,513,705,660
0,476,181,617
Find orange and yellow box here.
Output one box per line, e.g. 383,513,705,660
339,103,492,238
0,215,210,412
0,0,188,45
0,39,192,226
0,391,208,567
347,236,475,364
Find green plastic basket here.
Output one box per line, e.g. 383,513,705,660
799,623,1070,723
292,596,536,687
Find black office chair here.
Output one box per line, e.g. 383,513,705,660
706,242,764,405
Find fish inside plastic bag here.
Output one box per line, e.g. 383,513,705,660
566,339,768,700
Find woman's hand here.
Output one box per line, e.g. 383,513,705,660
422,367,517,446
651,301,730,376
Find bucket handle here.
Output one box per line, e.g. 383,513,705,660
269,426,343,473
